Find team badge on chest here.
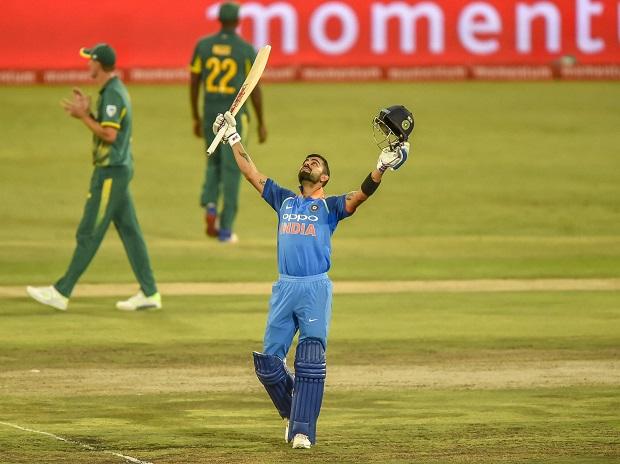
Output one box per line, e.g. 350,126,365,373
106,105,117,117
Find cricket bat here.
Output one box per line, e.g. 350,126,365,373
206,44,271,156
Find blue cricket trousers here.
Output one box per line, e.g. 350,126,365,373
263,273,333,360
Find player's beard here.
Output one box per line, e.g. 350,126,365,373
298,168,320,185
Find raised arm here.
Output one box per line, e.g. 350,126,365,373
231,141,269,194
215,112,269,194
345,143,409,214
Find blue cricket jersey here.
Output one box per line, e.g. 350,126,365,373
262,179,352,277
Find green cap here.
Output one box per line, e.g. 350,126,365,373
79,43,116,67
219,2,240,21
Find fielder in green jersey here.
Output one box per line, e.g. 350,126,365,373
26,43,161,312
190,1,267,243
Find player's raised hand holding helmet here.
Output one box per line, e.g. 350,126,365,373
373,104,413,172
213,112,241,145
377,142,409,172
373,104,414,150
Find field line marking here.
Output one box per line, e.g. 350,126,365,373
0,421,153,464
2,278,620,298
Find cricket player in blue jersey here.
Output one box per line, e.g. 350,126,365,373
213,106,413,449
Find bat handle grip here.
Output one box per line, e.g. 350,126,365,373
206,125,226,157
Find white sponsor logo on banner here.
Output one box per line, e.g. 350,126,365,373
205,0,612,57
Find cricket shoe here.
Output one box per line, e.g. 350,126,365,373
26,285,68,311
292,433,311,449
205,212,219,237
116,291,162,311
218,229,238,244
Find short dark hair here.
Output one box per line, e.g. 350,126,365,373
101,63,115,72
305,153,330,186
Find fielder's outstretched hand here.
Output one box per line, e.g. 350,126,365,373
376,142,409,172
212,112,241,145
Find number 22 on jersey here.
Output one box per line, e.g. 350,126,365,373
205,57,237,94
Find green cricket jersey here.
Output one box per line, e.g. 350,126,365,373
93,76,132,167
190,28,257,117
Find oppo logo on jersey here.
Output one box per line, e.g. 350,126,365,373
280,213,319,236
282,213,319,222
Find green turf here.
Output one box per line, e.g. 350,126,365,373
1,388,618,464
1,82,619,462
1,292,619,463
1,82,619,284
1,291,619,368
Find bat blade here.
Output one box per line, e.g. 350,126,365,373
206,45,271,156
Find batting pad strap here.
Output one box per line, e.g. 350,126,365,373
288,339,326,444
294,361,327,379
253,352,294,419
361,172,380,196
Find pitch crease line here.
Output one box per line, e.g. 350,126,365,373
0,421,153,464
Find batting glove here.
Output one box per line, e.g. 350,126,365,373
377,142,409,172
212,113,225,136
213,112,241,145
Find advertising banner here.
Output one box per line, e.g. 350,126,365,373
2,0,619,82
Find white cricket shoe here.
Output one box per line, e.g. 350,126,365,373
26,286,68,311
218,233,239,244
292,433,311,449
116,291,162,311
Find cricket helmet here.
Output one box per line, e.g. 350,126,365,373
373,105,414,149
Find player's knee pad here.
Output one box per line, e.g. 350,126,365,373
253,351,294,419
288,338,326,444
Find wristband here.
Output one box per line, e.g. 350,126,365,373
227,132,241,145
361,172,380,196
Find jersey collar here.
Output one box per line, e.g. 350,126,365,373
99,75,118,94
219,27,238,35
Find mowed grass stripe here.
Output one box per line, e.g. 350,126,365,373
2,360,619,396
2,278,620,298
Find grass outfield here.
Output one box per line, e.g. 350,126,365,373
0,82,619,282
0,82,619,462
1,292,619,463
